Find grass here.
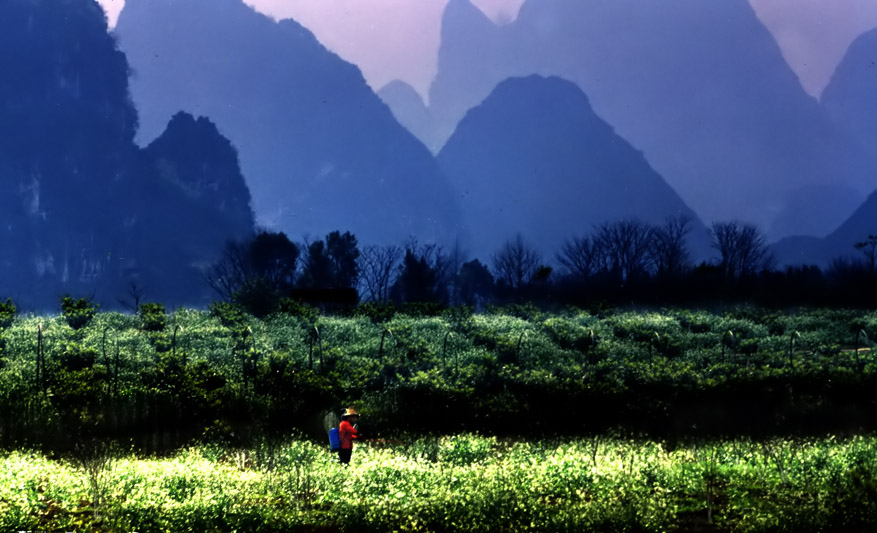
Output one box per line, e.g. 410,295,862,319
0,434,876,532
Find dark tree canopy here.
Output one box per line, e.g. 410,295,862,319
206,230,299,317
250,231,300,290
326,231,361,290
651,214,692,278
457,259,495,308
593,220,654,283
854,234,877,276
391,248,448,305
298,231,360,291
557,236,600,282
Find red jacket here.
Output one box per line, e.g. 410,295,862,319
339,420,358,449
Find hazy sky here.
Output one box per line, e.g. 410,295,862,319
99,0,877,101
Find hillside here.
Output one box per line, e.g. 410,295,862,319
116,0,460,247
0,0,254,308
421,0,875,239
437,75,710,260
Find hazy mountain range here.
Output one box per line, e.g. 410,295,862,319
116,0,460,248
771,28,877,267
381,0,877,251
1,0,876,308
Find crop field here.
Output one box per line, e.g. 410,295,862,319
0,302,876,530
2,434,877,532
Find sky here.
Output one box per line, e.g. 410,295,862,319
98,0,877,101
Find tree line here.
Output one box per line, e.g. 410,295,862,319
201,217,877,317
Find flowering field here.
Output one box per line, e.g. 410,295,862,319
1,434,876,532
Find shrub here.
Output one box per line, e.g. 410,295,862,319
356,301,397,324
57,342,97,372
277,298,320,325
60,296,97,330
0,298,15,329
209,301,247,329
139,303,167,332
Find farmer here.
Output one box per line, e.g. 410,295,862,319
338,407,360,465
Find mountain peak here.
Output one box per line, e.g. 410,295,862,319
490,74,591,103
377,80,437,150
438,74,708,260
379,80,425,105
430,0,875,238
442,0,496,31
117,0,460,247
823,28,877,101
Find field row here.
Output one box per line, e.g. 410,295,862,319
0,306,877,445
1,434,875,532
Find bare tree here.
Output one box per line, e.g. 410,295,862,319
651,214,692,277
445,238,468,306
593,220,654,282
205,240,250,301
492,234,541,290
204,230,299,314
711,221,774,280
410,241,451,287
117,279,145,312
557,235,603,282
854,234,877,277
358,245,402,303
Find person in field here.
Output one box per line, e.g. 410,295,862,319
338,407,360,465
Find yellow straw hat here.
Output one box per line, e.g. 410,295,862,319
342,407,360,418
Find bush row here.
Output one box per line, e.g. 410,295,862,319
0,302,875,451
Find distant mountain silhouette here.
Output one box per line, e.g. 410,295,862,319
132,112,255,304
116,0,460,247
377,81,437,153
437,75,711,261
144,112,255,241
424,0,875,240
823,29,877,164
0,0,255,308
428,0,525,153
0,0,138,301
772,190,877,268
767,184,864,242
771,29,877,267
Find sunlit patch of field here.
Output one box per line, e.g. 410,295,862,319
1,434,875,532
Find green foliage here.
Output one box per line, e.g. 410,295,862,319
276,297,320,325
0,298,15,329
138,303,167,332
60,296,97,330
399,301,445,317
208,301,247,329
56,341,97,372
355,301,397,324
0,305,875,451
1,436,876,531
